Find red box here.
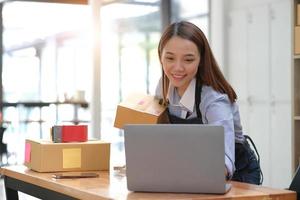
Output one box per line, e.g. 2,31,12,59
52,125,88,143
62,125,87,142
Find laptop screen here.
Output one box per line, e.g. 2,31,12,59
124,124,230,194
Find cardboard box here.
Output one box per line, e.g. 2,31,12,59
114,93,168,129
297,4,300,26
51,125,88,143
295,26,300,54
24,139,110,172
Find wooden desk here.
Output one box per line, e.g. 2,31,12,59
1,165,296,200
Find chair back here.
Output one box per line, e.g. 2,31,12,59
289,165,300,200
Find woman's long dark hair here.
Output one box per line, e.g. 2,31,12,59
158,21,237,104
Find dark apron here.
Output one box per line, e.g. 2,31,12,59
167,82,263,185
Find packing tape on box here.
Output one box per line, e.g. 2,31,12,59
135,97,165,114
62,148,81,169
25,142,31,163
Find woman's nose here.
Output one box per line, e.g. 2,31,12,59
173,60,184,71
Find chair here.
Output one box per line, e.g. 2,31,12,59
289,165,300,200
0,126,8,165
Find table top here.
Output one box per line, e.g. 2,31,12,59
1,165,296,200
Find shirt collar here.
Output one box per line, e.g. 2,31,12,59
167,78,196,113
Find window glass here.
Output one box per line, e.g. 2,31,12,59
100,1,161,166
1,0,210,166
2,1,91,165
171,0,210,39
3,50,40,102
172,0,209,20
100,0,210,166
189,17,209,38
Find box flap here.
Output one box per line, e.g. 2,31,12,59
26,138,110,145
119,93,165,116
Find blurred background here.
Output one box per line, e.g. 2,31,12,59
0,0,294,189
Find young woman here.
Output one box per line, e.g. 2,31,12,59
155,21,262,185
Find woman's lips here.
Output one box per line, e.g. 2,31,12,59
172,74,186,81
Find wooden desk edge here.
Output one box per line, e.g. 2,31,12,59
231,181,296,200
1,166,297,200
1,166,108,200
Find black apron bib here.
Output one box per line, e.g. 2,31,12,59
167,82,263,185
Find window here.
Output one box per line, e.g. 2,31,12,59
100,0,210,166
172,0,210,38
100,0,161,166
2,1,92,164
0,0,210,166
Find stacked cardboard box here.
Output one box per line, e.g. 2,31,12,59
24,139,110,172
295,4,300,54
25,125,110,172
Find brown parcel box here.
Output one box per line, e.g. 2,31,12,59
114,93,168,129
295,26,300,54
24,139,110,172
298,4,300,25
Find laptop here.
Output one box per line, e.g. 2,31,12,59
124,124,231,194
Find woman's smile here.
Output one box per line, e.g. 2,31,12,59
171,73,186,81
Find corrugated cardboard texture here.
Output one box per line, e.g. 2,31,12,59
295,26,300,54
297,4,300,26
114,93,168,129
24,139,110,172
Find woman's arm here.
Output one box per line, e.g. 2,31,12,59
202,90,235,177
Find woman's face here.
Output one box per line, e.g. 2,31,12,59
161,36,200,96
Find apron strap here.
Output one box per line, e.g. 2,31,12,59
195,79,202,119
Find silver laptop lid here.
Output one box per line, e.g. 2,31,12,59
124,124,229,194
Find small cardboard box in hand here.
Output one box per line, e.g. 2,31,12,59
114,93,168,129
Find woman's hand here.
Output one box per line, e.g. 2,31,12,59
225,167,228,176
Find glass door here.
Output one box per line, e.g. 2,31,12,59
100,0,161,166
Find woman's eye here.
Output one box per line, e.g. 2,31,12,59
185,59,194,62
165,57,174,61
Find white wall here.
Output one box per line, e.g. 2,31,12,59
210,0,226,72
224,0,292,188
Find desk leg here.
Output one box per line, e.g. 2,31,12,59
4,177,19,200
5,187,19,200
4,176,78,200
